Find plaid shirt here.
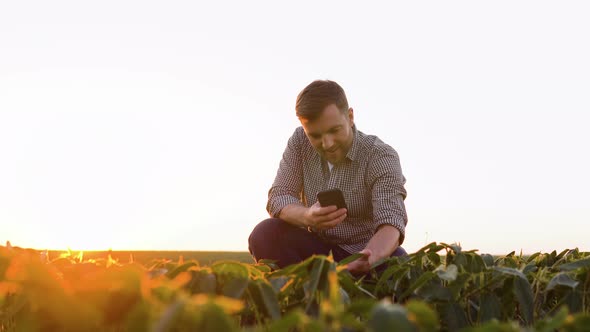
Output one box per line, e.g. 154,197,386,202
267,126,408,254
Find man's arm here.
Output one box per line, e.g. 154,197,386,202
368,148,408,244
347,225,400,275
348,146,407,276
365,225,400,262
278,204,309,227
266,129,305,217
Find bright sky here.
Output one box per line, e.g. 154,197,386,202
1,1,589,255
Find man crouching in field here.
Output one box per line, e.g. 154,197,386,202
248,80,408,276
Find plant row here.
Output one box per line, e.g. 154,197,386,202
1,243,589,331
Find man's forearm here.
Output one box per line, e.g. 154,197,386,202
365,225,400,264
278,204,309,228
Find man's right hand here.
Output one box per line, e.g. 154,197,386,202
304,202,347,231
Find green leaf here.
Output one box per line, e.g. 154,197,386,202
258,281,281,319
558,257,590,271
274,254,316,276
305,257,326,313
563,312,590,331
211,261,250,298
452,253,468,268
546,272,579,291
526,252,541,263
400,271,436,300
492,266,526,279
153,299,185,332
513,276,534,325
427,252,441,266
220,277,249,298
166,261,198,279
426,244,445,254
211,261,249,279
415,242,442,254
461,320,522,332
253,279,281,320
440,242,462,254
481,254,494,267
247,263,269,277
415,283,453,302
534,306,568,332
123,301,151,332
339,287,351,305
479,293,502,323
555,248,570,261
468,254,486,273
268,276,290,293
266,310,305,331
186,270,216,294
347,298,378,318
440,302,468,331
375,264,406,295
522,263,538,275
338,252,366,266
368,301,415,332
338,272,376,299
405,300,440,332
257,259,279,270
196,301,240,332
564,288,584,312
446,272,471,301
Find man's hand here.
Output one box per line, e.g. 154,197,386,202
304,202,347,231
346,226,401,276
346,249,372,276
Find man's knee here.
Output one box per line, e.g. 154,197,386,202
392,246,408,256
248,218,283,253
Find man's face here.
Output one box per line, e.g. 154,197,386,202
300,104,355,164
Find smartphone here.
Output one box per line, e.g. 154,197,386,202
317,189,347,210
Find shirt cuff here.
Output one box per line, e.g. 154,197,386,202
267,194,302,218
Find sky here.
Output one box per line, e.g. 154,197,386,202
1,1,589,255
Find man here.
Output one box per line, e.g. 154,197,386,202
248,80,408,275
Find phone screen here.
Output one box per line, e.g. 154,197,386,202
317,189,347,209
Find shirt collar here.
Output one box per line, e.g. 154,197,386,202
345,125,360,162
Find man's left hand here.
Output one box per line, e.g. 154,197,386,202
346,249,372,276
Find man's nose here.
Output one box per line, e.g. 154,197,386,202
322,135,334,150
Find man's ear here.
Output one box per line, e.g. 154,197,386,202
348,107,355,127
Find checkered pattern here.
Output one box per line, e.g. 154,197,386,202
267,126,408,254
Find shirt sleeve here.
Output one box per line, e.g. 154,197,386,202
266,128,305,217
367,147,408,245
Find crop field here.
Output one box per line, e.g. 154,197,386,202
47,250,254,266
1,243,589,331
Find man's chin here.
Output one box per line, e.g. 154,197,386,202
325,155,343,165
318,150,343,164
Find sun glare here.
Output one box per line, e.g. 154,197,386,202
9,236,116,252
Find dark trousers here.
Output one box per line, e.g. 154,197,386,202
248,218,407,269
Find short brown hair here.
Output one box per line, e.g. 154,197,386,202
295,80,349,121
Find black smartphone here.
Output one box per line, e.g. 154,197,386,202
317,189,347,209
